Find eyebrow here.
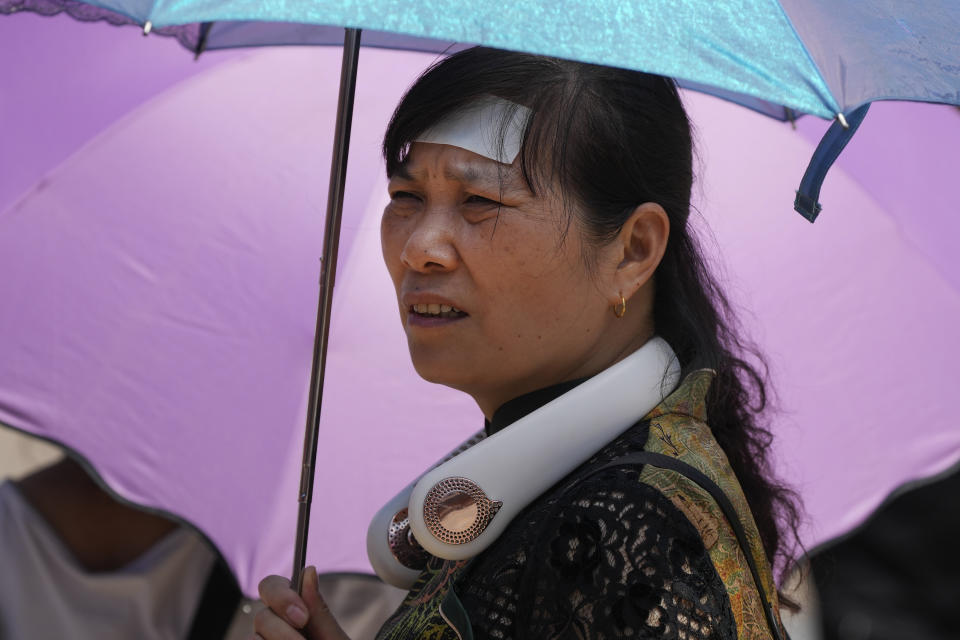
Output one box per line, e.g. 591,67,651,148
444,163,499,184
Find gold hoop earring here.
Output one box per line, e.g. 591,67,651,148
613,293,626,319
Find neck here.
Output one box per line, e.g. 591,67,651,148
16,458,178,572
473,329,655,420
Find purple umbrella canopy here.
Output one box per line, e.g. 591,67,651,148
684,97,960,549
2,14,959,596
1,16,482,594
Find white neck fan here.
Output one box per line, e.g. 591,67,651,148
367,337,680,588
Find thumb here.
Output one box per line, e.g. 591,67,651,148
301,566,351,640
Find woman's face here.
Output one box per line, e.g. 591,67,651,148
382,142,642,416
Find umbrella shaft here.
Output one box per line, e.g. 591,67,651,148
292,27,362,594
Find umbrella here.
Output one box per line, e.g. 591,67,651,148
683,96,960,551
0,13,243,214
0,21,480,595
5,1,958,117
1,7,953,592
4,0,959,220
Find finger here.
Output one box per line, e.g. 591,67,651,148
302,566,351,640
252,606,306,640
258,574,310,630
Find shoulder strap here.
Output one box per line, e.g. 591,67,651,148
591,452,787,640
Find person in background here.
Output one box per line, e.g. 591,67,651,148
811,467,960,640
0,451,241,639
0,428,405,640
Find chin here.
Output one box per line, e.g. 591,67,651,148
408,349,475,392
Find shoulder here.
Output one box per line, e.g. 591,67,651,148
459,456,737,639
546,466,732,602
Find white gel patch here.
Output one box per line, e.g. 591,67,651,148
414,96,532,164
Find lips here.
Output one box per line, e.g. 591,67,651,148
410,302,466,318
402,294,469,326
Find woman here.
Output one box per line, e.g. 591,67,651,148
254,47,799,640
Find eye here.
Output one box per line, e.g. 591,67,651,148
465,194,503,207
390,190,422,202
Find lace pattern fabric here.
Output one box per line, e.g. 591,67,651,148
456,421,738,640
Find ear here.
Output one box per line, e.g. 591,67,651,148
610,202,669,303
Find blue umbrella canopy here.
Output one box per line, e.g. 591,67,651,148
5,0,958,117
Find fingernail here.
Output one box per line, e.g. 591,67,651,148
286,604,308,628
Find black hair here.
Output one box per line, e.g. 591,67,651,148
383,47,802,592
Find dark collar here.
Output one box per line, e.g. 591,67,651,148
484,377,588,436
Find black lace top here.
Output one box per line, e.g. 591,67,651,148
377,376,746,640
454,383,738,639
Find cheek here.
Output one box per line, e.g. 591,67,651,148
486,222,585,288
380,211,406,280
480,228,592,324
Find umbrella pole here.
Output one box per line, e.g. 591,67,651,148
291,27,362,593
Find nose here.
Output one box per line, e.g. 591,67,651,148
399,209,459,273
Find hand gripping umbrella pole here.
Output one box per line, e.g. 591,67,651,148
291,28,362,593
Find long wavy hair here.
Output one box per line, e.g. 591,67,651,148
383,47,802,592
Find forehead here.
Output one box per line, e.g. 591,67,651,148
393,143,525,188
415,95,531,164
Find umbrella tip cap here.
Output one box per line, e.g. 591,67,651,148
793,191,822,223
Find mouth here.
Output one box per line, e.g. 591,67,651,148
409,303,469,320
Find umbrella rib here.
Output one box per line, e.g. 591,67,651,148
291,27,362,593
